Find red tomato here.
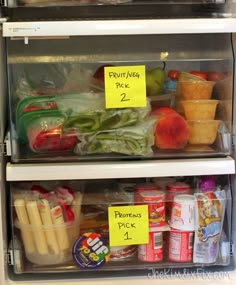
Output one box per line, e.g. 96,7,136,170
222,71,232,79
207,71,223,82
190,71,207,80
167,70,179,80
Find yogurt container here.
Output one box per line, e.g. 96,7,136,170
138,190,166,227
168,229,194,262
138,231,163,262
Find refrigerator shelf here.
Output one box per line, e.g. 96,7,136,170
4,18,236,38
6,156,235,181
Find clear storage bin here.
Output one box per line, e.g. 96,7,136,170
7,34,233,162
10,176,232,274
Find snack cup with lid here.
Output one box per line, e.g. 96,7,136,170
181,100,219,120
187,120,220,145
178,80,215,100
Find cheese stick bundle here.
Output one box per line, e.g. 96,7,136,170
38,199,60,255
14,199,35,254
13,185,83,265
26,200,49,255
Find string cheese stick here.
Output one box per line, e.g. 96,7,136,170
26,200,48,255
14,199,35,254
51,205,70,251
69,192,82,239
71,192,82,221
38,199,60,255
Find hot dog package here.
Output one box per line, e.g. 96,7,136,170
193,190,226,263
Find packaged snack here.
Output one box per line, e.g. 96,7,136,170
13,185,82,265
74,119,156,156
16,95,58,125
18,110,78,153
56,93,151,133
193,190,226,263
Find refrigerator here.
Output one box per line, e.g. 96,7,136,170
1,1,236,285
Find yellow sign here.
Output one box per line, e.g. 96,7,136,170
108,205,149,246
104,66,147,109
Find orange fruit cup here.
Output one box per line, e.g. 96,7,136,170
181,100,219,120
187,120,220,145
178,80,215,100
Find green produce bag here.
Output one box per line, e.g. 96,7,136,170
56,93,151,133
74,118,156,156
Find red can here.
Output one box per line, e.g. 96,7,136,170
168,229,194,262
138,231,163,262
166,182,190,220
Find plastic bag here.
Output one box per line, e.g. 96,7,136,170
56,93,151,133
19,110,78,153
193,190,226,263
74,118,156,156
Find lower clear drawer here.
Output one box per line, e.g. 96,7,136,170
10,175,232,275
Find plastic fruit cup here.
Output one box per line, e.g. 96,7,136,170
181,100,219,120
178,80,215,100
187,120,220,145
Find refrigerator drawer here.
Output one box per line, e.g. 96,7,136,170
6,0,226,6
6,33,233,163
9,175,232,276
2,0,232,21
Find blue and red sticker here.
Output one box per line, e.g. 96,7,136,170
72,232,110,268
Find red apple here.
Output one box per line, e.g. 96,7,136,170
154,114,189,149
207,71,223,82
151,107,178,116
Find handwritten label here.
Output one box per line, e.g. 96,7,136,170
104,66,146,109
108,205,149,246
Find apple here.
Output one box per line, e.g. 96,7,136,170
190,71,207,80
151,107,178,116
154,114,189,149
146,67,165,96
207,71,224,82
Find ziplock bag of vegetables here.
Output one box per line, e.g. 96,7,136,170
74,118,156,156
55,93,151,133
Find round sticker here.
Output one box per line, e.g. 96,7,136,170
72,232,110,268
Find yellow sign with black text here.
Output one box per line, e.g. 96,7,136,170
104,66,146,109
108,205,149,246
